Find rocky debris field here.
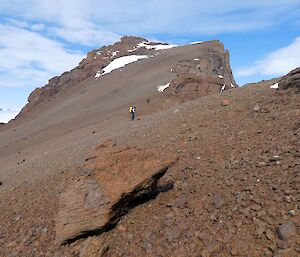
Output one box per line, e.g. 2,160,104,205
0,81,298,257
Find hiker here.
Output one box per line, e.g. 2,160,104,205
129,105,136,120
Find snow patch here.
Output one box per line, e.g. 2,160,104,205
112,51,119,57
194,58,200,61
137,42,177,51
270,83,279,89
190,41,203,45
218,75,224,79
157,83,170,92
127,48,137,52
95,72,101,78
220,85,226,92
95,55,148,78
231,83,235,88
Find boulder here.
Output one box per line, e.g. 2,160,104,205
55,146,176,244
279,67,300,91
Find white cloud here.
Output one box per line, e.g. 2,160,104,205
0,0,300,108
1,1,300,39
0,24,85,88
0,109,20,123
31,23,46,31
48,21,120,46
236,36,300,77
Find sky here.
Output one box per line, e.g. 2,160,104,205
0,0,300,121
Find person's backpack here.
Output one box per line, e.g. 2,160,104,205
129,106,133,113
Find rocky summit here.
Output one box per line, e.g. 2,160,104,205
0,36,299,257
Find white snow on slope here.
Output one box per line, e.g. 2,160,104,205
190,41,203,45
157,83,170,92
95,72,101,78
127,48,137,52
137,42,177,51
218,75,224,78
112,51,119,57
220,84,226,92
0,109,20,123
95,55,148,78
270,83,279,89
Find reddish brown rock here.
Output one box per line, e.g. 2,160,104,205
79,237,109,257
221,99,230,106
55,146,176,244
165,41,237,103
279,67,300,91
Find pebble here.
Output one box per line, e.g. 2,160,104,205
166,227,180,243
265,229,275,241
142,241,152,251
257,161,267,167
213,195,225,209
278,221,296,241
269,156,282,162
230,248,238,256
253,104,260,112
277,240,289,250
14,215,22,222
117,225,127,232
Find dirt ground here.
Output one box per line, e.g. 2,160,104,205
0,82,299,256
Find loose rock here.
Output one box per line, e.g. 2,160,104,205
278,221,296,241
80,237,109,257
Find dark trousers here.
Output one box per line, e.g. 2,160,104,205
131,112,135,120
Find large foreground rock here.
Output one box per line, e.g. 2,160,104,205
56,146,176,244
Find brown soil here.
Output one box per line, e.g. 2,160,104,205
0,84,299,257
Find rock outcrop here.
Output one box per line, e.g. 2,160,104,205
55,145,176,244
279,67,300,91
165,41,237,102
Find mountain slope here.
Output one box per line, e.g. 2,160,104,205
0,37,299,257
0,37,236,187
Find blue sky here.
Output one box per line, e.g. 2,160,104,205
0,0,300,116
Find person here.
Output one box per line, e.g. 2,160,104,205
129,105,136,120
